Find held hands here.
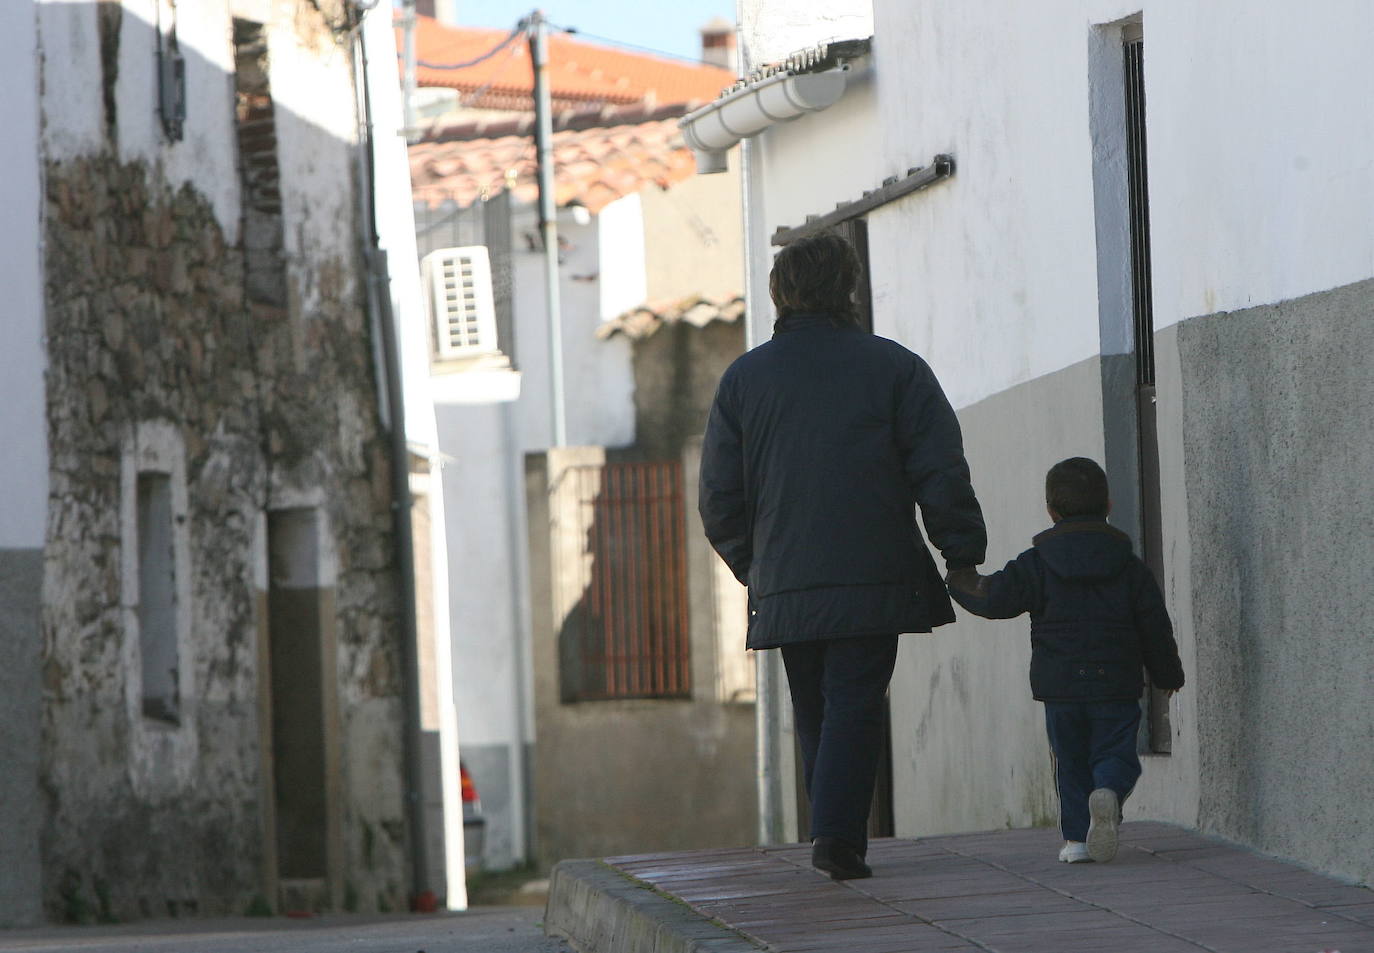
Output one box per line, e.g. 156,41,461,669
945,567,980,594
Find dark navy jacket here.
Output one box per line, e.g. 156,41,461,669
947,517,1185,701
698,313,986,650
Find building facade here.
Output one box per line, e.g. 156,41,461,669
0,0,456,924
404,14,757,869
717,0,1374,886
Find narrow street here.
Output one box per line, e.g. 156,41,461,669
0,907,570,953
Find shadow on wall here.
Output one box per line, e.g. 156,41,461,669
36,0,413,923
557,456,693,704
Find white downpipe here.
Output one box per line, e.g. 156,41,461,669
680,69,849,174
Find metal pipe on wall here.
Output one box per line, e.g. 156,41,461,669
348,6,431,903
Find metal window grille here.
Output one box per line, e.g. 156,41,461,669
423,246,498,359
562,462,691,701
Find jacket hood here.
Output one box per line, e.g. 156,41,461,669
1031,517,1134,581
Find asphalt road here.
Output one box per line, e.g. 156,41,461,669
0,907,573,953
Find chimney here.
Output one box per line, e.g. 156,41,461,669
415,0,461,27
700,17,737,72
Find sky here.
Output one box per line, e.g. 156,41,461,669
441,1,736,63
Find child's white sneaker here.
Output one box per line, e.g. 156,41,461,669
1058,841,1091,863
1087,788,1120,862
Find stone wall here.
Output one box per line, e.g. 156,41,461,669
40,150,408,919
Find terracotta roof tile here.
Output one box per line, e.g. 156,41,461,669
400,16,733,112
409,117,699,213
598,294,746,340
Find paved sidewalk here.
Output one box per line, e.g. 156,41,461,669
546,822,1374,953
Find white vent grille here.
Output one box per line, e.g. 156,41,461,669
423,246,498,360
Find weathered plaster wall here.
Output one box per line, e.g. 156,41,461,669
1177,279,1374,886
640,150,744,303
37,1,409,920
628,321,745,463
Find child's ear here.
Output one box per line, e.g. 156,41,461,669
1047,503,1060,522
1106,497,1113,517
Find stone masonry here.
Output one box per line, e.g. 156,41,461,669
39,142,407,917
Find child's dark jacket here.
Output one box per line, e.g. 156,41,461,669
948,516,1185,702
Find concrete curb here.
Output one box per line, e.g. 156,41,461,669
543,859,763,953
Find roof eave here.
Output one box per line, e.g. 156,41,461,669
678,37,872,174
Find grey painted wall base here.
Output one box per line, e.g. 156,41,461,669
461,742,514,870
544,859,761,953
891,354,1105,838
1178,277,1374,886
0,549,43,926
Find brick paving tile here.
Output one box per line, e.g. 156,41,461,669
1319,900,1374,922
893,888,1090,920
601,825,1374,953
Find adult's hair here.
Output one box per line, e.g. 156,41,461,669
1045,457,1110,518
769,231,861,323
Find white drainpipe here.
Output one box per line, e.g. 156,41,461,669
679,68,851,174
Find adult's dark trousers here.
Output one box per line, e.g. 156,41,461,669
1043,700,1142,842
781,634,899,856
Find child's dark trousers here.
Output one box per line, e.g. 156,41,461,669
1043,700,1142,842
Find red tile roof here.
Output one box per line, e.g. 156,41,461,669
409,117,698,213
400,16,734,112
598,294,746,340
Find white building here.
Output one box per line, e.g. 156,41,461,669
694,0,1374,885
405,15,756,869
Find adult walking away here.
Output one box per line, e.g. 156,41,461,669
698,233,987,880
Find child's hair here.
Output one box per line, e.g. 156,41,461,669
1045,457,1110,518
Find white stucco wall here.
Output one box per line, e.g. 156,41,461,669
739,0,873,67
1143,1,1374,326
739,0,1374,861
511,211,637,450
113,0,242,240
867,0,1374,410
363,5,440,453
359,3,466,906
267,19,360,323
745,0,1374,411
35,1,105,160
432,199,640,867
0,0,48,550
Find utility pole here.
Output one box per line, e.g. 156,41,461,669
401,0,418,142
528,9,567,448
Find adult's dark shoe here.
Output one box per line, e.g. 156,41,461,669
811,837,872,880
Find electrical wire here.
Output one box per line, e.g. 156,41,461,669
415,18,529,70
544,22,716,66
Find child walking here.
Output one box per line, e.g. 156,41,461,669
946,457,1184,863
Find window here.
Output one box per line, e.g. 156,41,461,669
423,246,500,360
121,422,191,742
137,473,179,724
